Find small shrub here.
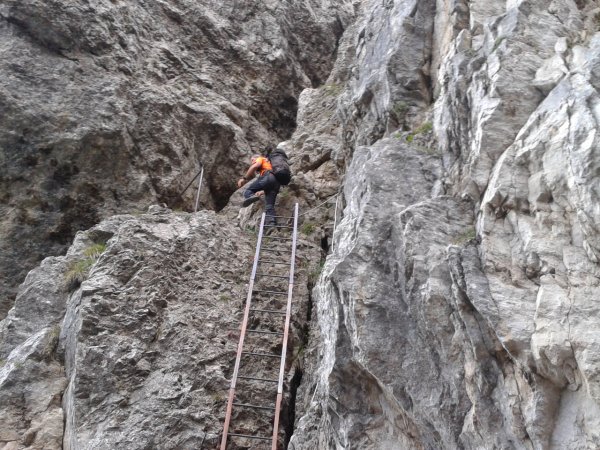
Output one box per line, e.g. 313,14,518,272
406,134,414,143
301,222,316,235
392,101,409,121
211,393,227,404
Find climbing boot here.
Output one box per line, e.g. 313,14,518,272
242,195,261,208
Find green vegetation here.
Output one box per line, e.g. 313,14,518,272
64,259,95,287
414,122,432,134
453,228,477,245
493,37,506,51
43,325,61,358
64,242,107,289
323,83,344,96
300,222,316,235
291,343,306,370
83,243,106,259
392,101,409,121
403,122,433,144
211,392,227,404
309,259,326,285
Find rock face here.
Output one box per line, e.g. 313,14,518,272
288,0,600,449
2,0,600,448
0,206,320,449
0,0,356,316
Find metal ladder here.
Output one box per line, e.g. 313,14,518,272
220,203,299,450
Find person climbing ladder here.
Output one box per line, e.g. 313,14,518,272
237,153,280,226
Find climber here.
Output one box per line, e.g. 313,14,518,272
237,152,280,226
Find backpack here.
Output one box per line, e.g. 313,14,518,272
268,149,292,185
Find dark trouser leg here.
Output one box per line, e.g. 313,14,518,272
264,188,279,225
264,174,280,225
243,173,279,222
243,176,267,199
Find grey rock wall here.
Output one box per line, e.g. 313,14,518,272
289,0,600,448
0,206,320,449
0,0,356,317
2,0,600,448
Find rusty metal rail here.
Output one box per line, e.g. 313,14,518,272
220,203,299,450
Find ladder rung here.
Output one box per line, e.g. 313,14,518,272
260,247,282,252
267,225,294,229
229,433,271,440
260,259,291,265
263,236,294,241
242,351,281,358
250,308,286,315
253,290,288,295
256,273,288,279
238,375,279,383
271,215,295,219
233,402,275,411
247,329,284,335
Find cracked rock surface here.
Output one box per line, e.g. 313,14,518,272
0,0,355,317
2,0,600,448
1,206,319,449
290,0,600,448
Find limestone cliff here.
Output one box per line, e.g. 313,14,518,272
291,0,600,449
1,0,600,449
0,0,355,317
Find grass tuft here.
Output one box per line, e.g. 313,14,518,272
64,242,107,290
414,122,433,134
323,83,343,96
453,228,477,245
309,260,326,285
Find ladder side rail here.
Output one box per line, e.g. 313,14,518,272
194,165,204,212
271,203,299,450
220,212,267,450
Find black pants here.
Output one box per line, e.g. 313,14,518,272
243,172,280,225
